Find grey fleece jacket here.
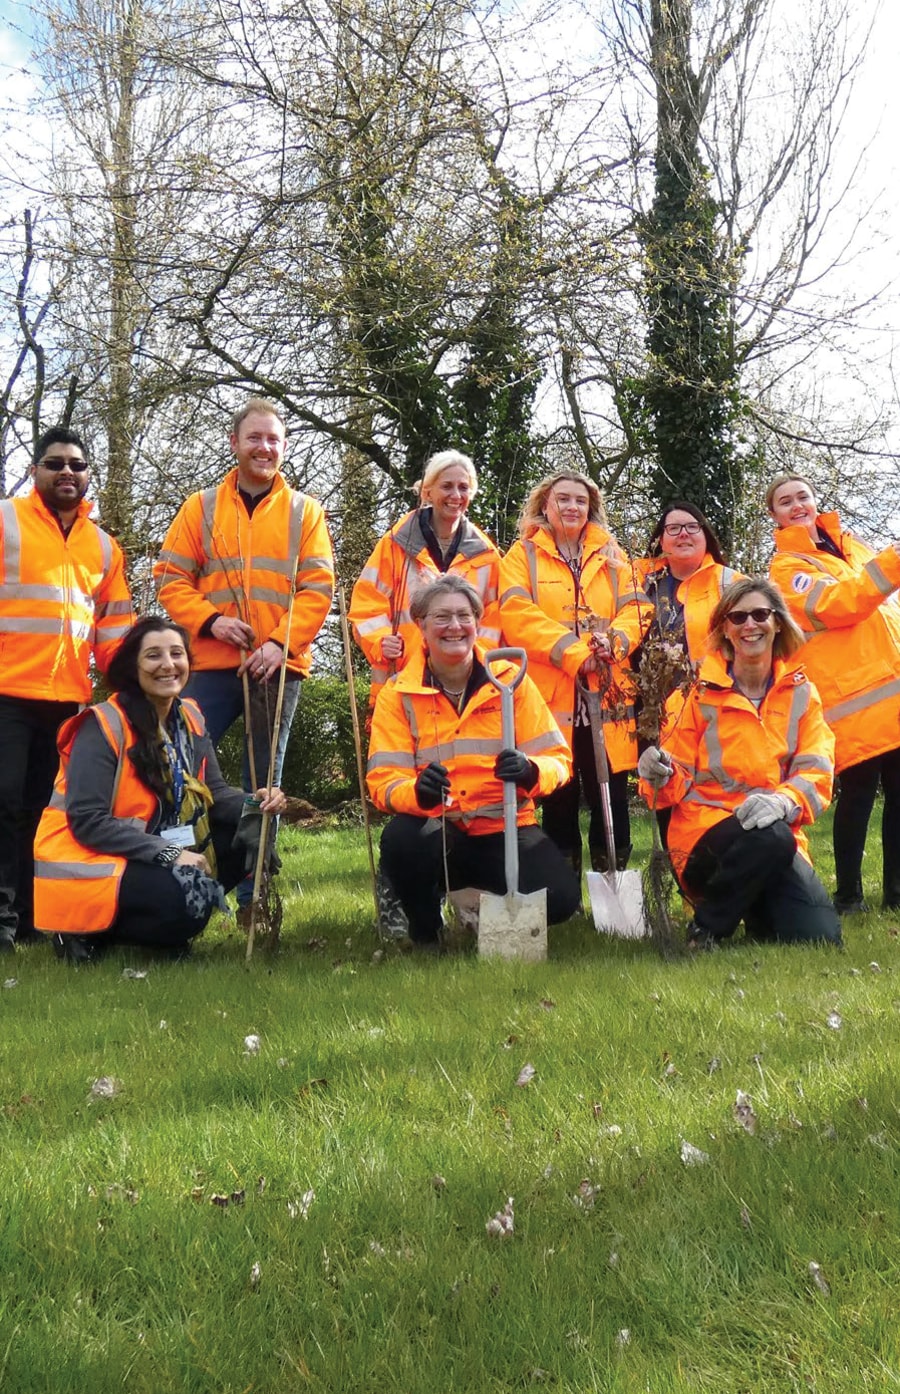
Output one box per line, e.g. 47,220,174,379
64,706,245,864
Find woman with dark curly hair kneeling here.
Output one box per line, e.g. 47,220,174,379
34,616,285,961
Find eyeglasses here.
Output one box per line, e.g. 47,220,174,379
663,521,702,536
429,610,476,627
725,607,775,625
38,457,89,472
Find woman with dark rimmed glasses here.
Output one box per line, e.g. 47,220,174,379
638,577,841,948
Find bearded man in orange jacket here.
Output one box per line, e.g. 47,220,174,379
0,427,134,950
154,399,334,909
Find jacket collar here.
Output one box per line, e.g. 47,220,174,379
774,511,841,553
643,550,717,583
392,642,512,698
222,466,287,500
527,519,613,556
697,648,804,694
26,488,94,527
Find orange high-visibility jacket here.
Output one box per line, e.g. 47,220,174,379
499,522,649,771
154,469,334,675
366,651,572,837
642,652,834,884
769,513,900,772
349,510,501,704
634,553,744,668
0,492,134,702
33,696,208,934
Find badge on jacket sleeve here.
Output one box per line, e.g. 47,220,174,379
791,573,813,594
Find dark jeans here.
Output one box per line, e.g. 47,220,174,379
104,822,245,951
832,747,900,909
0,695,78,941
540,720,631,870
683,816,841,944
185,668,301,789
379,814,581,943
185,668,301,906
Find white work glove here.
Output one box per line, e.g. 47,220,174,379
637,745,674,788
735,791,797,830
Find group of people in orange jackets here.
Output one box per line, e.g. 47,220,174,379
352,455,900,951
3,402,897,959
6,400,331,960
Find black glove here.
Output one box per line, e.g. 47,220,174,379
494,748,538,790
230,799,280,876
414,762,451,809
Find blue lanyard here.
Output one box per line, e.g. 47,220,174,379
159,717,188,815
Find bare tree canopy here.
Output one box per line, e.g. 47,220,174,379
0,0,895,580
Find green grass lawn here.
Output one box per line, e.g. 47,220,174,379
3,808,899,1392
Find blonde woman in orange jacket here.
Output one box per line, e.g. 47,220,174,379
367,575,579,949
768,473,900,914
638,578,840,948
499,471,648,879
349,450,501,710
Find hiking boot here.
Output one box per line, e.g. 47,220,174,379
833,898,869,916
590,843,633,874
53,933,100,965
375,870,411,944
685,922,717,952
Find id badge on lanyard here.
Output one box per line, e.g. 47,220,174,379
160,825,196,849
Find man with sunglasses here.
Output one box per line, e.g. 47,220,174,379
0,427,134,950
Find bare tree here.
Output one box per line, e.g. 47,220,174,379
559,0,892,551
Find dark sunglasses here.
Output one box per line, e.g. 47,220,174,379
726,607,775,625
38,457,89,472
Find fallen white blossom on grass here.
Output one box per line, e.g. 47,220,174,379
516,1063,536,1087
826,1012,843,1030
485,1196,515,1238
808,1261,831,1296
680,1139,710,1167
90,1077,123,1100
121,968,147,980
573,1179,599,1211
249,1261,261,1290
287,1189,315,1220
243,1033,261,1055
3,978,17,989
733,1091,758,1135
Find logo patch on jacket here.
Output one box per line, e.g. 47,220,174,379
791,573,813,594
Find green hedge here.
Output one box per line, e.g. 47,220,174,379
217,674,370,807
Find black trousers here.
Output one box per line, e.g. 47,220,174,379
379,814,582,944
0,695,78,941
832,747,900,909
540,720,631,869
102,822,245,951
683,816,841,944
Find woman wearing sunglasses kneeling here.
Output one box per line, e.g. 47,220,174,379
638,578,841,948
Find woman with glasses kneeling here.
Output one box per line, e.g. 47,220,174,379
34,616,286,962
637,578,841,948
366,575,581,951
